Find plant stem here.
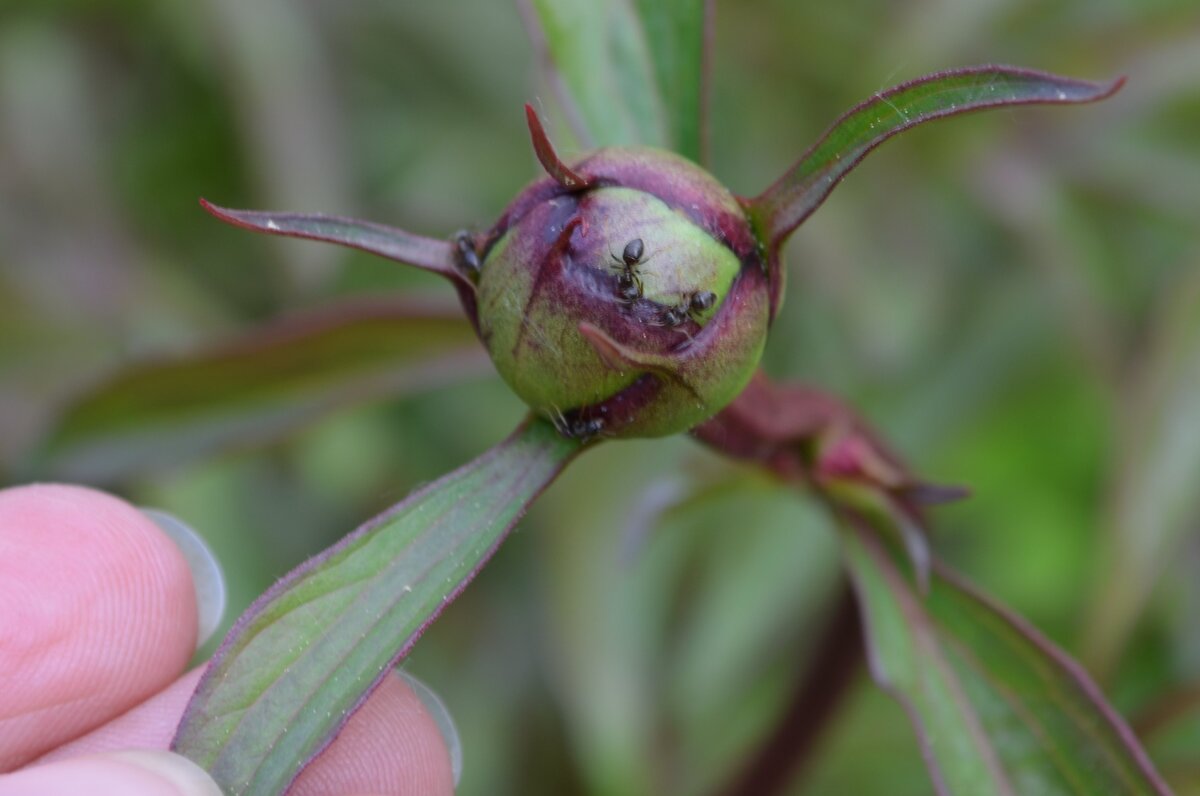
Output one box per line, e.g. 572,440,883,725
716,581,862,796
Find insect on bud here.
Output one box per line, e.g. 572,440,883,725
474,110,771,439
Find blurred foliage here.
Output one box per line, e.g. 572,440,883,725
1,1,1198,794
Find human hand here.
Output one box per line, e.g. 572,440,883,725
0,484,457,795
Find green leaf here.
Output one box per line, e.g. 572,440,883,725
1083,268,1200,678
521,0,710,161
172,417,582,795
750,66,1125,247
840,517,1171,796
630,0,710,162
30,296,488,483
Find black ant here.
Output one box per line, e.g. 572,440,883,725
610,237,648,302
548,406,605,440
657,290,717,327
453,230,481,278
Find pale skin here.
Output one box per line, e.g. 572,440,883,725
0,484,455,796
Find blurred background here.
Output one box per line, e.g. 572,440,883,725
2,1,1199,793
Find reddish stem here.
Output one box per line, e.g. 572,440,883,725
717,583,862,796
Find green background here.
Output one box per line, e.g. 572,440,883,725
2,1,1198,793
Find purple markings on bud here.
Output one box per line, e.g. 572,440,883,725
475,111,770,439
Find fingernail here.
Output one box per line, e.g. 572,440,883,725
396,670,462,786
100,750,223,796
141,508,227,651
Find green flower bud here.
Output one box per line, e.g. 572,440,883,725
474,144,770,439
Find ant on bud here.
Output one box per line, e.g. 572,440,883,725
610,237,647,303
657,290,717,327
453,230,481,279
548,405,606,440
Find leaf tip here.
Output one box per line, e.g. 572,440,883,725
198,197,224,219
1100,74,1128,100
198,198,247,231
524,103,591,191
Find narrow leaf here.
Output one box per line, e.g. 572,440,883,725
30,297,487,483
173,417,582,795
520,0,709,160
841,516,1170,796
750,66,1125,247
200,199,470,288
630,0,711,162
1083,268,1200,678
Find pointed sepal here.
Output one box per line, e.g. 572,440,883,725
524,104,591,190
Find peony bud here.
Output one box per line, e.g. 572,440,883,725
472,127,771,439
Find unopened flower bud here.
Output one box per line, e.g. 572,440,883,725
475,142,770,439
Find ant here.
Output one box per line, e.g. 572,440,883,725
657,290,717,327
452,230,481,279
610,237,648,302
548,406,605,440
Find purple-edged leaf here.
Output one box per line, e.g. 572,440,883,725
173,417,581,796
31,297,487,483
200,199,470,289
750,66,1125,247
519,0,711,161
840,516,1170,796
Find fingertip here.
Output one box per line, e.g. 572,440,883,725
0,484,199,768
34,669,207,763
37,666,458,795
289,670,457,796
0,750,221,796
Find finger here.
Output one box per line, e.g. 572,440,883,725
290,671,457,796
0,750,221,796
33,670,205,762
39,669,456,796
0,484,198,769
